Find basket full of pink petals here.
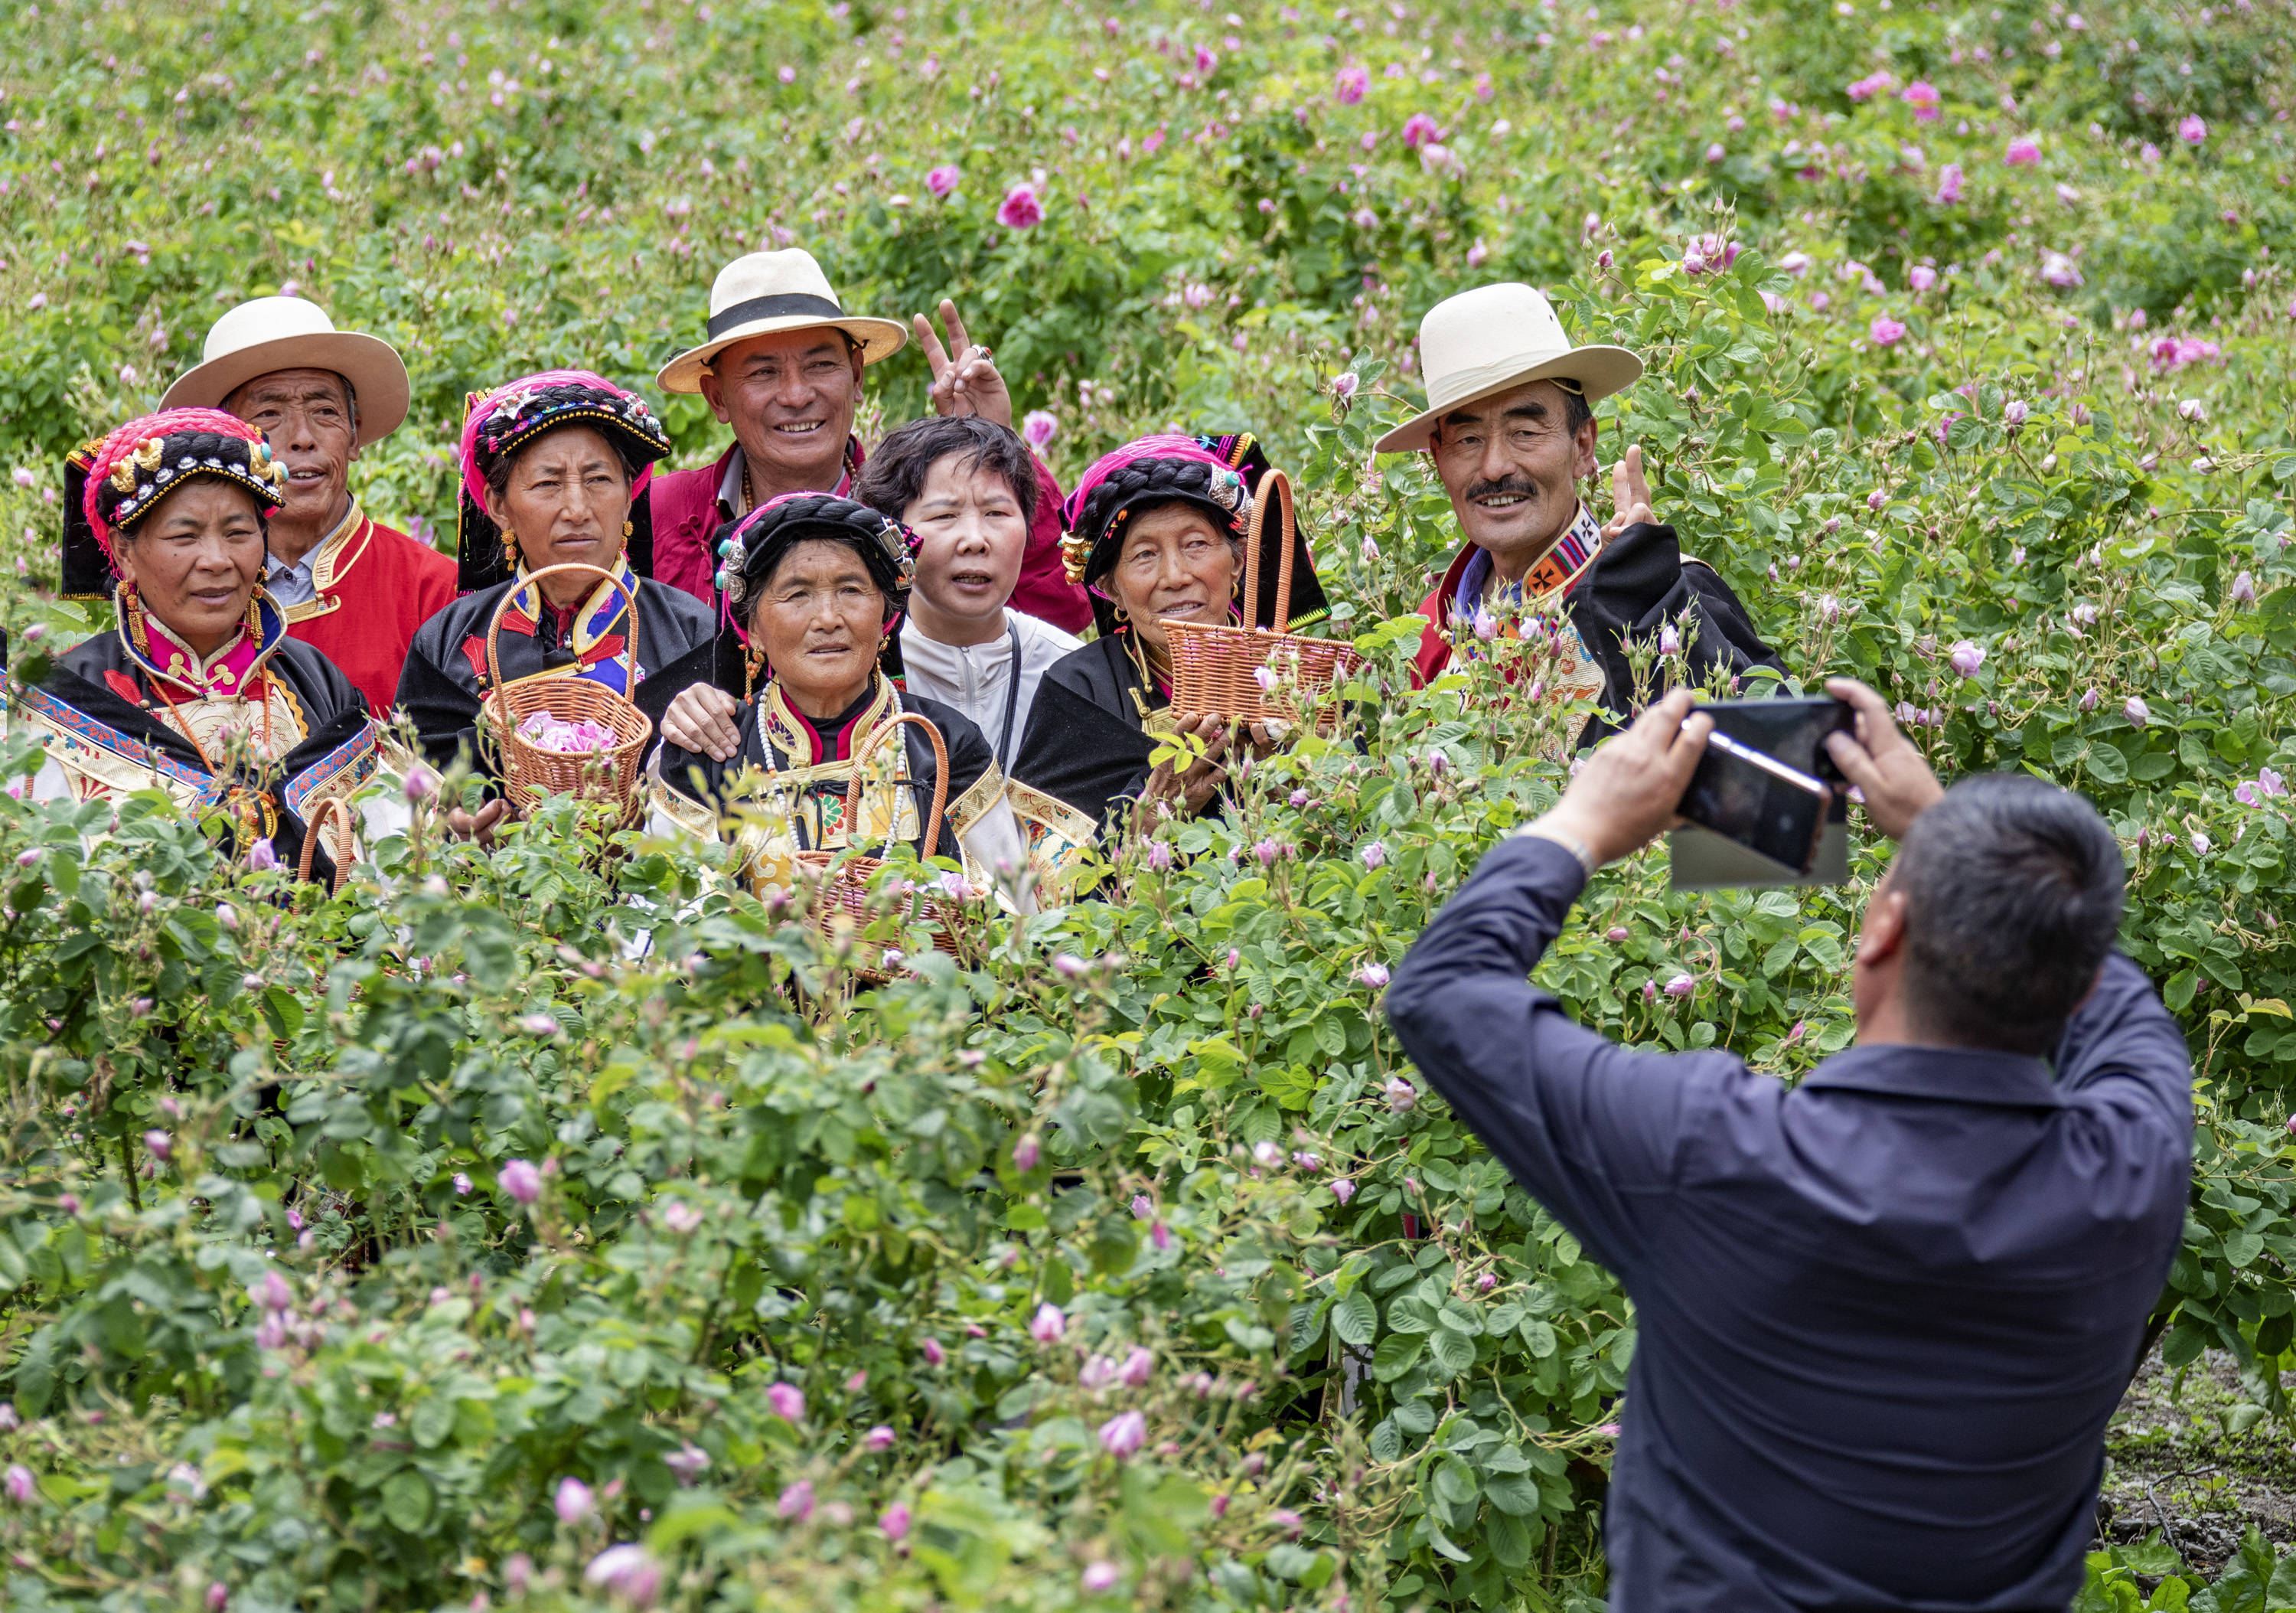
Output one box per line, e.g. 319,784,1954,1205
481,563,654,819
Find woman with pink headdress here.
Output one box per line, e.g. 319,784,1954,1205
21,408,380,878
395,371,717,833
1008,432,1332,840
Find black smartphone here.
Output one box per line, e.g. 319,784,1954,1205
1670,696,1857,888
1678,730,1833,875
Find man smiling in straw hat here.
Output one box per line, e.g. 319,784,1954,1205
1384,282,1780,737
161,295,458,713
647,247,1088,632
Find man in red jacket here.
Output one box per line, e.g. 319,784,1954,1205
648,248,1089,633
159,297,458,713
1381,283,1779,740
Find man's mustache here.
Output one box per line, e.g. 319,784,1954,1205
1463,475,1541,504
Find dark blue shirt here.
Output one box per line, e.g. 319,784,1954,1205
1387,835,2193,1612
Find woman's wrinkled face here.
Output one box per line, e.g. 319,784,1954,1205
1102,501,1240,653
484,425,633,578
750,539,889,717
115,479,268,659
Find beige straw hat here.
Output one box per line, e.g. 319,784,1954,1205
1375,283,1643,454
161,296,412,447
656,249,908,395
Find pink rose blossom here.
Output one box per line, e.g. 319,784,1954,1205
1900,80,1941,120
2178,114,2207,146
1098,1409,1147,1458
1030,1302,1067,1344
498,1160,542,1203
1021,410,1056,450
925,164,959,198
1933,162,1965,204
1335,65,1368,103
767,1382,806,1422
1401,112,1440,148
1869,316,1908,348
995,183,1043,229
2004,136,2041,166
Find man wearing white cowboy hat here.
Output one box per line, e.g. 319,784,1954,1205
1383,282,1779,736
161,295,458,713
647,247,1088,633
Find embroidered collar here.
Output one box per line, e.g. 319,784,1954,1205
116,587,289,700
504,558,634,656
758,672,897,768
1456,504,1606,620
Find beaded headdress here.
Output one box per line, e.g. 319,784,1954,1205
77,408,288,572
455,369,673,592
720,490,917,612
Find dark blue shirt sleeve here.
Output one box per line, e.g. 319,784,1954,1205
2051,950,2195,1147
1386,834,1733,1277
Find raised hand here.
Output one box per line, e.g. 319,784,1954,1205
912,299,1015,430
1600,442,1656,541
1522,687,1712,867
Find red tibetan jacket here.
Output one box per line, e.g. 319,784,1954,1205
281,505,460,714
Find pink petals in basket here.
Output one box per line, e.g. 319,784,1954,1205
517,711,618,753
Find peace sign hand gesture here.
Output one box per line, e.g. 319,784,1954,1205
1600,443,1658,542
913,299,1015,430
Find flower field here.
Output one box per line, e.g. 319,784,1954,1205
3,0,2296,1606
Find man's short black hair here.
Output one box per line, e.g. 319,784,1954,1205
1891,774,2127,1055
854,416,1039,530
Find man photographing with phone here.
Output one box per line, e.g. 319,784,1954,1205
1387,680,2193,1611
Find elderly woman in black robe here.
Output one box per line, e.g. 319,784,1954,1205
395,370,717,835
1008,431,1332,838
646,493,1031,905
26,408,379,877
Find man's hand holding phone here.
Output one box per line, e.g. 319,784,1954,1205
1821,678,1945,841
1521,690,1714,869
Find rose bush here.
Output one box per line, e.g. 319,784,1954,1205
2,0,2294,1604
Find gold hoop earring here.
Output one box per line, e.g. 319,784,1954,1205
1112,604,1130,624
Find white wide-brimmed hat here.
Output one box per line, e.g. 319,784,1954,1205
160,296,411,447
656,249,908,395
1374,282,1643,454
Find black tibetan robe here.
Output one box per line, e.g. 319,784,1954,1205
647,674,1024,894
21,594,379,877
395,560,716,780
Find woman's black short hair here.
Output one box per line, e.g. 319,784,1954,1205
854,416,1039,531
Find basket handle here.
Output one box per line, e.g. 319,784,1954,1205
482,561,647,721
1242,468,1297,636
841,711,951,861
295,795,357,894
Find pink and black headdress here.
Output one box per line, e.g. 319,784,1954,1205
61,409,289,596
1059,430,1326,638
455,369,673,592
719,490,918,615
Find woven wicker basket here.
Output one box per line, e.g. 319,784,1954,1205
1159,468,1362,727
795,711,960,981
481,562,653,819
295,795,357,894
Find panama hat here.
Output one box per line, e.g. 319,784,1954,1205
1374,283,1643,455
656,249,908,395
160,296,411,447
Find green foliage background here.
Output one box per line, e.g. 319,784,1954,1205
2,0,2295,1606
